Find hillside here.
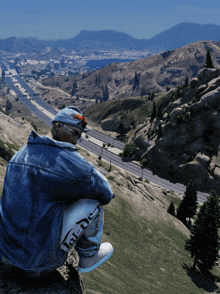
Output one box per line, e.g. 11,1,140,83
41,41,220,100
83,66,220,196
140,67,220,195
1,112,220,293
0,112,34,194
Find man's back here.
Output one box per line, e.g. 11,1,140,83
0,131,94,273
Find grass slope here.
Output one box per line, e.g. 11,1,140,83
81,168,220,294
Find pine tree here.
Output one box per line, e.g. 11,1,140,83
184,75,189,88
185,190,220,272
167,201,175,216
176,85,181,99
6,99,12,112
71,80,77,96
156,105,163,119
133,71,139,90
177,181,198,226
157,122,163,139
204,48,214,69
103,85,109,101
150,102,156,122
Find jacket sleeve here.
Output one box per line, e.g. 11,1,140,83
89,167,114,205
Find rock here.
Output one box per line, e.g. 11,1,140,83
197,68,220,84
178,161,213,192
194,84,208,97
190,77,200,89
0,249,85,294
185,139,205,154
169,107,184,122
195,153,210,167
213,166,220,178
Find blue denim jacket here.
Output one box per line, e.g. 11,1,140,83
0,131,113,275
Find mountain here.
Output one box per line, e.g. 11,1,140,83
147,22,220,49
42,40,220,99
1,23,220,53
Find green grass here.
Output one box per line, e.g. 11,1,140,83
164,192,182,208
82,190,219,294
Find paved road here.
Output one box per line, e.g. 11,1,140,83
87,129,126,150
1,59,209,203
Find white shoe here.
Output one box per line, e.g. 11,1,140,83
78,242,113,273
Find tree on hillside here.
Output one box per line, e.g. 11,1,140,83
177,180,198,226
185,190,220,272
184,75,189,88
71,80,78,96
149,90,155,100
133,71,139,91
102,85,109,101
156,104,163,119
95,73,101,85
123,142,137,158
157,122,163,139
167,201,175,216
6,99,12,112
204,48,214,69
150,101,157,122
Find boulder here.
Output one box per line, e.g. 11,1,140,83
197,68,220,84
185,139,205,154
169,107,184,122
195,153,210,167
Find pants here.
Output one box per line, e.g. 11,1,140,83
60,199,104,258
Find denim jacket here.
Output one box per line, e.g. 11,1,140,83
0,131,113,275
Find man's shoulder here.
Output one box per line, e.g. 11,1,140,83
28,131,77,150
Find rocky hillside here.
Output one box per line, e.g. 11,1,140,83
135,67,220,195
42,41,220,100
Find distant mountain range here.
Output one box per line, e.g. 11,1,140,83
1,22,220,53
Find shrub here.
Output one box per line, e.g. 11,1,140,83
147,128,155,138
107,176,115,181
31,122,37,132
176,112,191,124
141,158,148,167
123,142,137,158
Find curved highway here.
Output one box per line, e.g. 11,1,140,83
1,59,209,203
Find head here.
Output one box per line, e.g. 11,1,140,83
51,106,89,145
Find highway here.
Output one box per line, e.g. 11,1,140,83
0,59,209,203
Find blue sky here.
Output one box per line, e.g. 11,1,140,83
0,0,220,40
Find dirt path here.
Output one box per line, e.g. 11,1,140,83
36,82,96,102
